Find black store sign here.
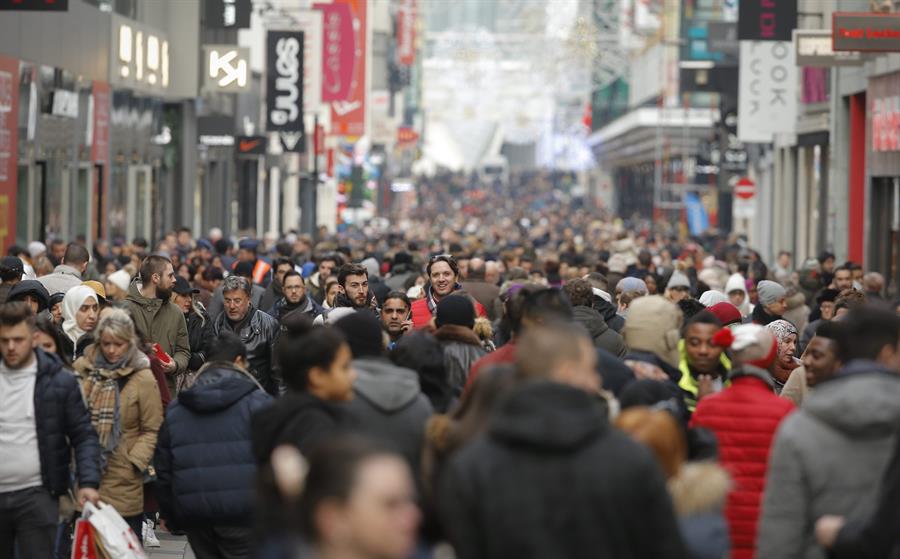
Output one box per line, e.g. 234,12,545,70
0,0,67,9
204,0,251,29
266,31,305,153
738,0,798,42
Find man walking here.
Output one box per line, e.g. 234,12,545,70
213,275,281,395
37,242,90,295
0,302,101,558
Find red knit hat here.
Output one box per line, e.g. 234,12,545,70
708,302,742,326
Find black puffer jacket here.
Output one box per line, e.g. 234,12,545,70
155,362,272,529
437,380,686,559
185,309,214,371
213,307,281,395
34,348,102,495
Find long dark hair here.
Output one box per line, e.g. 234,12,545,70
35,314,71,366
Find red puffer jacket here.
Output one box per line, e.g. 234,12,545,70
689,367,794,559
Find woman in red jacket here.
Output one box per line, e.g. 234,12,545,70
690,324,795,559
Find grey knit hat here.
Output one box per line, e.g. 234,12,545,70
757,280,786,306
666,271,691,290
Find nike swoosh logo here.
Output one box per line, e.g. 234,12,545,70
240,139,261,152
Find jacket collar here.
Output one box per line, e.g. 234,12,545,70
53,264,82,278
728,364,776,388
434,324,482,346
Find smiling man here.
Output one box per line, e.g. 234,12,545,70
677,311,731,412
410,255,486,328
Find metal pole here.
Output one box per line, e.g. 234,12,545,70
299,115,318,237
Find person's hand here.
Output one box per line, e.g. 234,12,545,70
815,515,845,549
77,488,101,507
625,360,669,382
697,374,716,400
162,359,177,375
400,320,414,333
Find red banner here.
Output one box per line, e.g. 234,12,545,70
320,0,366,138
0,55,19,251
396,0,416,66
397,126,419,145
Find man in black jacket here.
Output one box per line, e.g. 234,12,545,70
268,271,323,322
155,332,272,559
0,302,101,558
213,275,281,395
438,321,686,559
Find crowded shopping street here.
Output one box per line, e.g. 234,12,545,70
1,0,900,558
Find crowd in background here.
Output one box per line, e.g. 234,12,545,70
0,171,899,559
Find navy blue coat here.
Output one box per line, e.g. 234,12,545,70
154,362,272,529
33,348,101,495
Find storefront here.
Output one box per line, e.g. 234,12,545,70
867,71,900,295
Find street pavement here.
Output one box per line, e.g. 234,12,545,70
146,531,195,559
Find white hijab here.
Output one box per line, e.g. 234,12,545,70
725,273,752,317
62,286,99,344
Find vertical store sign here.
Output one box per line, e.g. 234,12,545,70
395,0,416,66
0,56,18,250
292,11,323,113
316,0,367,137
738,0,798,41
91,80,110,240
267,31,305,152
737,41,798,143
869,72,900,178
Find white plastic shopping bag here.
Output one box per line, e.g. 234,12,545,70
81,501,147,559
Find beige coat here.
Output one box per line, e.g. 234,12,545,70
74,346,163,517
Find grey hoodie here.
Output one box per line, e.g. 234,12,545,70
345,357,434,471
757,363,900,559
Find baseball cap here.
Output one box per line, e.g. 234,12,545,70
173,276,200,296
0,256,24,277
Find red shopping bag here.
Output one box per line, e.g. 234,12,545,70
71,519,98,559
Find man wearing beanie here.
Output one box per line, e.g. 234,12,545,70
752,280,787,325
433,295,487,395
334,312,433,472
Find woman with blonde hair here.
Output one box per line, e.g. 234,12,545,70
73,308,163,541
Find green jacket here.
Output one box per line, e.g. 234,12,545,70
125,281,191,384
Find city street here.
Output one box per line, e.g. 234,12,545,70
0,1,899,558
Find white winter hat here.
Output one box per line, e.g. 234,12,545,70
106,269,131,293
28,241,46,259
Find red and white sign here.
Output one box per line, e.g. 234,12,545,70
734,177,756,199
395,0,416,66
317,0,366,138
872,94,900,152
0,55,19,251
397,126,419,145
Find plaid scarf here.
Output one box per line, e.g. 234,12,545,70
81,347,137,471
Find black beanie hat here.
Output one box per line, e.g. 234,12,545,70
435,295,475,329
333,311,384,358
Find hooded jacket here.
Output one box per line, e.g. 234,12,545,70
268,295,324,322
213,306,281,395
124,281,191,381
623,295,682,371
594,295,626,332
689,366,794,559
7,280,50,311
344,357,434,471
572,305,628,358
434,325,487,395
756,361,900,559
155,362,272,529
725,273,751,317
437,380,686,559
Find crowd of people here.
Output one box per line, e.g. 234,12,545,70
0,172,899,559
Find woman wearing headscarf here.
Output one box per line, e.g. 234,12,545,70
73,308,163,540
725,273,751,317
59,285,100,362
765,319,801,395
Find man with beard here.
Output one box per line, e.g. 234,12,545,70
125,255,190,395
381,291,413,348
410,255,485,328
332,263,378,312
260,258,294,312
268,271,323,322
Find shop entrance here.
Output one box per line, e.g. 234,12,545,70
15,162,46,244
127,165,153,243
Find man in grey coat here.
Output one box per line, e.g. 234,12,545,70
37,242,89,295
756,306,900,559
333,311,433,473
